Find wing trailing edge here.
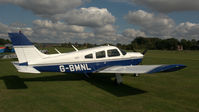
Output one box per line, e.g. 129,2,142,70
98,64,186,74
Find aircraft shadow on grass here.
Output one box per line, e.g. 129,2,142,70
0,74,147,97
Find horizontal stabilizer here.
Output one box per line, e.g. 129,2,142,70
12,62,40,74
98,64,186,74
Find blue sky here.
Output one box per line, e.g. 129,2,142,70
0,0,199,44
0,4,40,26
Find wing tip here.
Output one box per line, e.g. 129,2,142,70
148,64,187,74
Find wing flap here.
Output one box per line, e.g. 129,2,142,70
98,64,186,74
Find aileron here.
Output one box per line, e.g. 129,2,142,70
98,64,186,74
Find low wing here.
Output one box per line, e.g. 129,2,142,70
98,64,186,74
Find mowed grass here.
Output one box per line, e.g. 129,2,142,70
0,49,199,112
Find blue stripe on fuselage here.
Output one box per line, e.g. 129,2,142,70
33,58,142,73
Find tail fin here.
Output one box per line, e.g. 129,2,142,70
8,32,46,65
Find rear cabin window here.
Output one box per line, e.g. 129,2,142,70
96,51,105,58
107,49,120,57
85,54,93,59
119,49,127,55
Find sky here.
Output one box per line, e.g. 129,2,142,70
0,0,199,44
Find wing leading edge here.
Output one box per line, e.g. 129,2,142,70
98,64,186,74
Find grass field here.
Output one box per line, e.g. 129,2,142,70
0,49,199,112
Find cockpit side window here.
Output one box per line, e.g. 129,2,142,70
119,49,127,55
85,53,93,59
107,49,120,57
96,51,105,58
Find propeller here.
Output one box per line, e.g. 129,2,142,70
132,48,148,55
140,49,148,65
142,49,148,55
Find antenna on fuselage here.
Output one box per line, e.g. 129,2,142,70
72,45,78,51
55,48,61,54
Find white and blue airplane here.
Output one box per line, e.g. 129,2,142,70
8,32,186,84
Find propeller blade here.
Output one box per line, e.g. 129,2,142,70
142,49,148,55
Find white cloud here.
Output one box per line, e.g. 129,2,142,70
0,19,125,44
0,1,115,29
173,22,199,40
122,29,146,38
0,22,33,39
0,0,87,17
124,10,199,40
0,23,10,33
125,10,175,36
113,0,199,13
33,20,85,33
58,7,115,27
31,20,93,43
93,25,116,35
0,1,121,43
31,20,125,44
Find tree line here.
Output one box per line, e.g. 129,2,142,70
117,37,199,50
0,38,10,45
0,37,199,50
61,37,199,50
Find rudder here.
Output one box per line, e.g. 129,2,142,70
8,32,46,64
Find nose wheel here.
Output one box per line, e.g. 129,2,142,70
84,73,90,78
115,73,122,84
134,73,139,77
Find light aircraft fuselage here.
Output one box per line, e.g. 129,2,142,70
32,46,143,73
